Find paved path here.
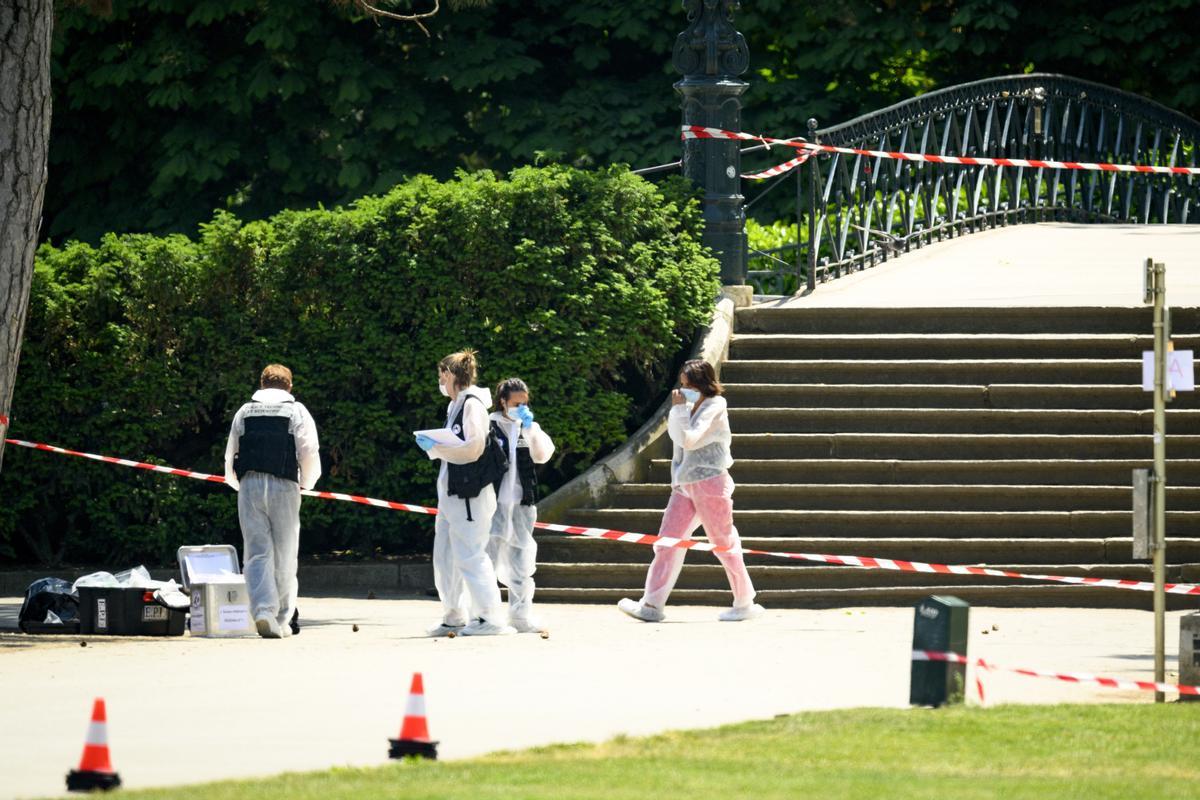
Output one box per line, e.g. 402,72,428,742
773,223,1200,307
0,596,1187,799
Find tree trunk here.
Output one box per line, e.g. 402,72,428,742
0,0,52,473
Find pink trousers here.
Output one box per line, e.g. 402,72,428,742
642,472,756,609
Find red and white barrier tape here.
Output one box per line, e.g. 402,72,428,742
913,650,1200,698
742,151,813,181
684,125,1200,180
6,434,1200,597
546,520,1200,596
1,438,438,515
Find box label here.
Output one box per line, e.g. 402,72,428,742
190,589,206,634
142,605,168,622
96,597,108,631
218,604,250,630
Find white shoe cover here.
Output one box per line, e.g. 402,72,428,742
510,617,545,633
255,614,283,639
426,622,465,638
459,619,517,636
718,603,765,622
617,598,665,623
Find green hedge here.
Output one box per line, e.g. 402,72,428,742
0,166,718,566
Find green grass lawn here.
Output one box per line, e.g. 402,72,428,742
116,704,1199,800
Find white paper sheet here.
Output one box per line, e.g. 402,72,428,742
1142,350,1195,391
413,427,464,447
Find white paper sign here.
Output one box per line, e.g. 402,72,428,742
1142,350,1195,391
413,427,464,447
218,604,250,630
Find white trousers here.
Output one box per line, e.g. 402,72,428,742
487,503,538,622
238,472,301,627
433,486,502,625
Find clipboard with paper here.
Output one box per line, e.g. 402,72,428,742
413,428,464,447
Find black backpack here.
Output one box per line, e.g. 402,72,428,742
446,396,509,518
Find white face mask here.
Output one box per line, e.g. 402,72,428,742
438,381,450,397
681,388,701,404
505,406,521,421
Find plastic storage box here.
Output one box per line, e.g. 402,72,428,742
78,586,186,636
178,545,255,637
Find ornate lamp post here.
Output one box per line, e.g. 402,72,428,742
674,0,750,286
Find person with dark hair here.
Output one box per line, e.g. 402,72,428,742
415,350,514,637
224,364,321,639
486,378,556,632
618,359,762,623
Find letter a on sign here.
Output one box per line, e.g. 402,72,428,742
1143,350,1195,391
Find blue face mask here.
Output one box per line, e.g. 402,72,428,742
681,388,701,404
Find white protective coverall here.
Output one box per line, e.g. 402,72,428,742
485,411,555,626
425,385,505,626
640,394,755,609
224,388,321,632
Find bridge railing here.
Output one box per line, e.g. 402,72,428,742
680,74,1200,296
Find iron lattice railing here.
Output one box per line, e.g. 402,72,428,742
743,74,1200,295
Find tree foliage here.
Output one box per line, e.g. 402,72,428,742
45,0,1200,243
0,165,718,565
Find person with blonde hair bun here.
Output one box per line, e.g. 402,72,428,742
416,350,514,637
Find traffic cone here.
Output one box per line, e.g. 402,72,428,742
388,672,438,760
66,698,121,792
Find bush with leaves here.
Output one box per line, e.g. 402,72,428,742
0,166,718,566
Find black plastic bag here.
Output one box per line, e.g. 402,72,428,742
18,577,80,633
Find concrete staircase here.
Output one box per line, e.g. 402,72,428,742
535,306,1200,608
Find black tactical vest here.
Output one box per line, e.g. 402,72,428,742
445,396,508,508
494,423,539,506
233,403,299,483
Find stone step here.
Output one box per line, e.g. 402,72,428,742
534,534,1200,565
721,383,1197,410
729,433,1200,460
728,407,1200,435
604,483,1200,512
534,584,1200,610
648,458,1200,485
733,306,1200,335
558,508,1200,539
721,359,1138,385
535,562,1190,591
730,333,1200,361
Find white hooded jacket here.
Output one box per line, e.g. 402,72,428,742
488,410,555,506
667,394,733,487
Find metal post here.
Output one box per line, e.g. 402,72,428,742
794,161,804,292
1150,258,1168,702
806,118,819,293
673,0,750,286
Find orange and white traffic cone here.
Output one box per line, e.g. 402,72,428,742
66,698,121,792
388,672,438,760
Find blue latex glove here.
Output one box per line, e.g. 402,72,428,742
415,434,436,452
516,404,534,429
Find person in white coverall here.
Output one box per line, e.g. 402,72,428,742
486,378,555,632
224,364,321,639
618,359,763,624
416,350,514,637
